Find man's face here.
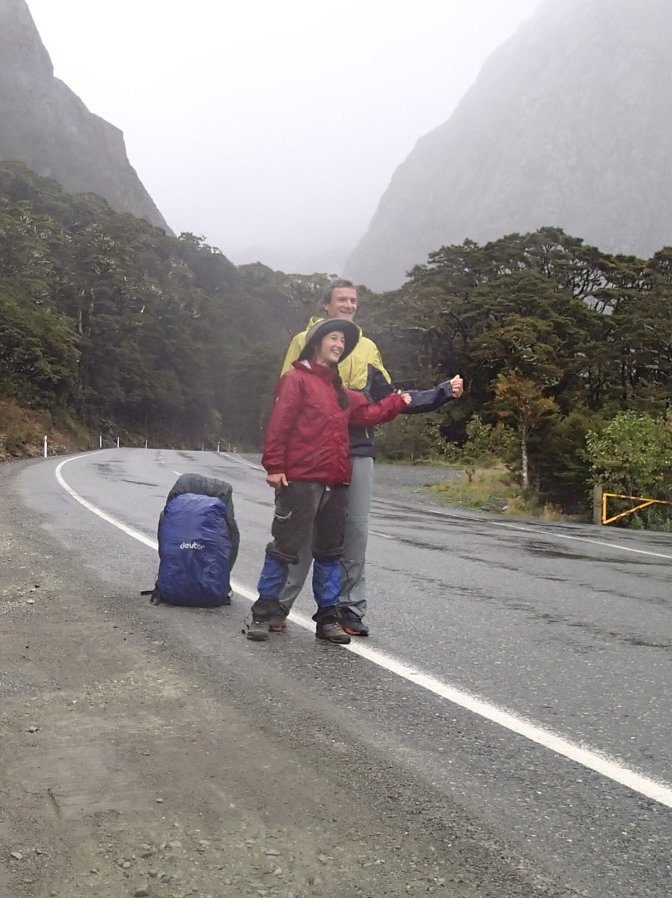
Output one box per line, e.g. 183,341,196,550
324,287,358,321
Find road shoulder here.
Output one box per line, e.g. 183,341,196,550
1,458,563,898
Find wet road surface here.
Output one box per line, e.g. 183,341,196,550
15,448,672,898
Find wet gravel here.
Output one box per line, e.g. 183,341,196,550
372,462,459,507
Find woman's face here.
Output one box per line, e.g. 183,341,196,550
314,330,346,366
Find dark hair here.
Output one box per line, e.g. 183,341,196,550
333,371,349,410
321,278,356,309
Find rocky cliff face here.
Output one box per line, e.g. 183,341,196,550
345,0,672,290
0,0,169,230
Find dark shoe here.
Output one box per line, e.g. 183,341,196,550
269,615,288,632
339,610,369,637
316,620,351,644
245,618,270,641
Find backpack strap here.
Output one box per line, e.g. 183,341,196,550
140,585,162,605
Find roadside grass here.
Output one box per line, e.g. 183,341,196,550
430,464,564,520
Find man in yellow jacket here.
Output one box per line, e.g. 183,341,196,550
276,278,463,636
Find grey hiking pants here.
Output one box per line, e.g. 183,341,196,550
279,456,373,620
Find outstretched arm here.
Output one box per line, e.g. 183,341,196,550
367,365,464,414
404,374,464,415
348,390,411,426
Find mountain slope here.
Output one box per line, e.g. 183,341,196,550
345,0,672,290
0,0,169,231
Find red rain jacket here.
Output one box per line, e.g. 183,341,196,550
262,360,406,486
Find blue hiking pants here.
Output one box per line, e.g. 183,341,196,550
252,481,349,621
278,456,373,620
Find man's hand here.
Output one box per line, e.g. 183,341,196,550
266,472,289,489
450,375,464,398
398,391,412,406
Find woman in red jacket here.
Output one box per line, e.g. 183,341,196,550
246,318,410,644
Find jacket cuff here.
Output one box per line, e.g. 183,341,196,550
263,460,284,475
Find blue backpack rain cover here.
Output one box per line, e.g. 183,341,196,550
157,492,234,607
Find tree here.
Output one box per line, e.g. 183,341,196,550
0,288,78,406
493,372,557,491
359,227,672,514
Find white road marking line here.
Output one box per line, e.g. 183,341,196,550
221,452,264,471
369,529,394,539
344,642,672,809
54,454,672,809
56,456,156,549
492,521,672,561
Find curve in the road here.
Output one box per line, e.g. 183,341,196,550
55,453,672,810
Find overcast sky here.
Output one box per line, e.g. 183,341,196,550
26,0,539,274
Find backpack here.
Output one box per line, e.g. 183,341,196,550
146,473,240,607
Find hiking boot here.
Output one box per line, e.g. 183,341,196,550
316,620,351,644
339,610,369,637
245,618,270,641
269,615,288,632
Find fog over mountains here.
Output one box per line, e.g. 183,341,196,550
4,0,671,291
0,0,168,231
345,0,672,291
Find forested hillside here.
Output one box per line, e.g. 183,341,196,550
1,161,671,518
364,228,672,513
0,161,322,451
0,0,169,230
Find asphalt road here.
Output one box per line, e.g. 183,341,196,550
13,448,672,897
